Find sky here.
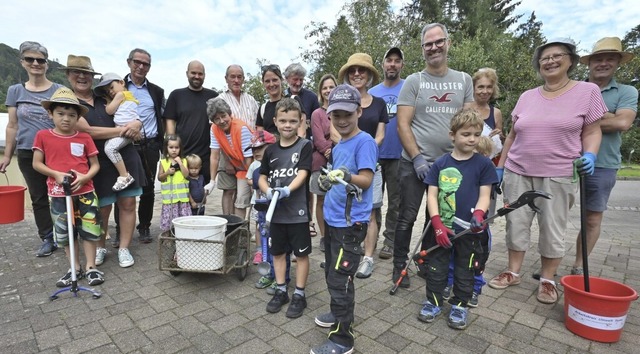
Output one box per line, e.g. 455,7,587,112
2,0,637,94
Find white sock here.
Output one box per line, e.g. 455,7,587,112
363,256,373,262
540,278,556,286
509,271,520,277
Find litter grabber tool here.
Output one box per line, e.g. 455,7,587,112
389,189,551,295
253,181,280,276
50,171,101,300
321,166,362,226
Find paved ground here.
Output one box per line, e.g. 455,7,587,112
1,181,639,353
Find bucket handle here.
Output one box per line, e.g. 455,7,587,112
2,174,8,186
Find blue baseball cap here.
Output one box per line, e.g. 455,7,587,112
327,84,361,113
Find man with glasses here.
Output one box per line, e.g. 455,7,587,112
368,47,405,261
123,48,165,244
165,60,218,183
392,23,474,291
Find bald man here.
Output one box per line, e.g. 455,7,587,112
164,60,219,181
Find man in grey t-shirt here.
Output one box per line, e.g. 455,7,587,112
392,23,474,288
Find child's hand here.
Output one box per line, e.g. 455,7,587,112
69,170,89,192
173,157,182,165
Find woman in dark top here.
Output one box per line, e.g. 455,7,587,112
256,65,306,137
63,54,145,269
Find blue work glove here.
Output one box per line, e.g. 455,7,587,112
495,167,504,184
266,188,275,200
318,174,332,192
470,209,486,233
412,155,430,182
327,166,351,183
574,152,596,176
274,186,290,200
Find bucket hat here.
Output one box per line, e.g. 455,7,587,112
59,55,101,75
580,37,634,65
532,38,578,72
338,53,380,85
41,87,89,116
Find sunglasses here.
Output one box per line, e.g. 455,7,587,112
130,59,151,68
261,64,281,74
22,56,47,65
421,37,448,51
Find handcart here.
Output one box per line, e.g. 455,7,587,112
158,214,251,281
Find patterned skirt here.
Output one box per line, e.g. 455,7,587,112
160,202,192,231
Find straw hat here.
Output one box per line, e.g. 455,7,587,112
58,54,101,75
338,53,380,85
41,87,89,116
580,37,634,65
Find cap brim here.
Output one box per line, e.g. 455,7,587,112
244,143,266,152
327,102,359,114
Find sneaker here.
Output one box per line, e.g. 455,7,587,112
56,268,84,287
392,265,410,288
319,237,325,253
255,276,274,289
355,257,374,278
378,244,393,259
447,305,469,330
418,300,441,323
36,237,57,257
570,267,584,275
285,293,307,318
118,248,135,268
442,284,452,301
314,312,336,328
537,281,558,304
468,292,479,308
266,289,289,313
86,268,105,286
95,247,107,266
138,228,152,244
266,281,278,295
112,173,134,191
488,271,521,289
310,339,353,354
252,251,262,265
532,269,557,280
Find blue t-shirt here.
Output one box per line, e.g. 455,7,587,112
425,153,498,233
324,131,378,227
369,80,404,159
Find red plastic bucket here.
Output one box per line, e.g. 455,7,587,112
0,185,27,224
561,275,638,343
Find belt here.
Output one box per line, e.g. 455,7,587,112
133,136,159,145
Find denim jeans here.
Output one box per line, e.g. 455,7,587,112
17,149,53,239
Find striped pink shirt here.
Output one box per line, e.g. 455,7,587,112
505,81,606,177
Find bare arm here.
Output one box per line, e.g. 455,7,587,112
599,110,635,134
32,150,67,185
209,148,220,183
165,118,176,135
582,120,602,155
497,128,516,168
427,185,440,216
349,169,374,190
285,169,309,192
105,92,125,116
76,117,142,140
397,105,419,159
374,122,385,146
492,108,504,138
0,107,19,172
475,185,492,213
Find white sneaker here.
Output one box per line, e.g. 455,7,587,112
95,247,107,266
118,248,135,268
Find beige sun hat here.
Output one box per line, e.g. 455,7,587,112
580,37,634,65
41,87,89,116
337,53,380,85
58,54,101,75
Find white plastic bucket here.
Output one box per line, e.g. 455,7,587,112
173,216,227,270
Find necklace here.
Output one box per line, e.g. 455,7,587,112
543,79,571,93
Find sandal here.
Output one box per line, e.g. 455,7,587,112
309,222,317,237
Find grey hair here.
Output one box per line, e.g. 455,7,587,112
225,64,244,77
284,63,307,78
20,41,48,59
421,23,449,40
343,70,374,88
206,97,232,121
532,42,580,75
128,48,152,62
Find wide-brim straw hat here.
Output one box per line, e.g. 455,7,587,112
580,37,634,65
338,53,380,85
41,87,89,116
58,54,101,75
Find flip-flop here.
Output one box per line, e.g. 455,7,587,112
309,222,318,237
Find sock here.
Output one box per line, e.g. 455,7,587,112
509,271,520,277
363,256,373,262
277,283,287,292
540,278,556,286
294,286,305,297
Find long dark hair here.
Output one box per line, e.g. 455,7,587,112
162,134,183,160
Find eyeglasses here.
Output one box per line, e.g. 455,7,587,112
22,56,47,65
261,64,280,74
69,70,93,76
421,37,448,51
538,53,569,64
130,59,151,68
348,66,367,75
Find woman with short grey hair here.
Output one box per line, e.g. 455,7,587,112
206,95,232,119
1,41,64,257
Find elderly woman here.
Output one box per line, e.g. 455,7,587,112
337,53,387,279
205,97,253,218
488,39,606,304
63,55,145,269
1,41,64,257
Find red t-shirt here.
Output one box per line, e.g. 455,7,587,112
32,129,99,197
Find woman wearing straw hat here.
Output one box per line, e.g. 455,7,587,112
1,41,64,257
488,39,607,304
337,53,387,279
62,55,146,268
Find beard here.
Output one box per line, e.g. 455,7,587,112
385,71,399,81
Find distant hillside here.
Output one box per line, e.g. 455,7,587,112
0,43,69,113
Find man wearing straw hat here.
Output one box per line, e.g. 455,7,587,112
571,37,637,275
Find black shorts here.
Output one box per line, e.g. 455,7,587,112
269,222,311,257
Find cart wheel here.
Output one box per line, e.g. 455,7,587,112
236,249,248,281
170,271,182,277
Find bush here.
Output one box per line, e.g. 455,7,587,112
621,126,640,164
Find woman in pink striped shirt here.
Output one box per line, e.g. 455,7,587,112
488,38,607,304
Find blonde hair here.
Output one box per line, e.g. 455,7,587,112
475,136,494,157
472,68,500,101
185,154,202,168
450,109,484,134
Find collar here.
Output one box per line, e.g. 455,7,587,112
127,75,148,87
